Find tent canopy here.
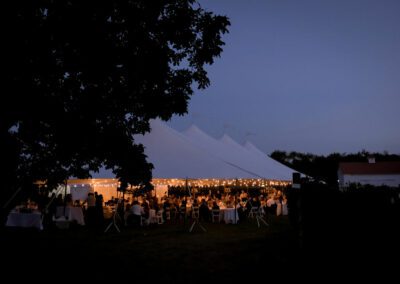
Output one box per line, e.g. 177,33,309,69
90,119,297,181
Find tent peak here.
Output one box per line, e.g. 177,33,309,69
185,124,203,133
244,140,254,147
183,124,214,139
220,133,236,142
244,140,267,156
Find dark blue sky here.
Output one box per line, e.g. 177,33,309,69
168,0,400,155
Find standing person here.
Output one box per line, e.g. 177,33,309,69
129,200,144,227
276,195,283,216
199,199,210,222
286,187,301,230
43,191,56,228
266,194,276,216
142,199,150,221
282,195,288,216
86,192,96,228
94,193,104,228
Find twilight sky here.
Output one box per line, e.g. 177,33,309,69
167,0,400,155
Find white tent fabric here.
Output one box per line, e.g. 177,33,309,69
70,185,91,201
244,140,268,156
90,120,297,181
220,134,292,179
134,120,257,179
182,125,263,177
183,125,294,180
242,140,298,179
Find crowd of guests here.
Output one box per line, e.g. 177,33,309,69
121,189,288,227
9,187,288,229
19,190,106,229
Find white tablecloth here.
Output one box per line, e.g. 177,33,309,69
220,208,239,224
6,211,43,230
56,206,85,225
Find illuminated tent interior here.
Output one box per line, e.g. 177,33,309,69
66,179,119,202
64,120,296,200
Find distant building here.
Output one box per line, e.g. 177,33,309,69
338,160,400,188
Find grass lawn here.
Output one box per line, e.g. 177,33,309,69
1,216,303,282
2,213,398,282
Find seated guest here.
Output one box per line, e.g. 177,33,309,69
245,198,253,212
239,190,248,202
252,196,261,208
225,201,234,208
212,201,220,210
163,198,171,210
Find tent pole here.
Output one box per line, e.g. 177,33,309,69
234,194,237,225
2,186,23,209
64,179,67,216
235,178,238,225
186,177,190,197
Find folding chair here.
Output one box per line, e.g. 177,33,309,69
211,209,221,223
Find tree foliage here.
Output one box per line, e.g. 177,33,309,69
1,0,230,198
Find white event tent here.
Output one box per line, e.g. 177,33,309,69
68,119,297,200
136,119,296,181
134,120,258,179
182,124,294,180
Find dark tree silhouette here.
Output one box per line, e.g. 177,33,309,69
1,0,229,202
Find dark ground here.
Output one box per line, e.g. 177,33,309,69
1,212,398,283
1,216,299,282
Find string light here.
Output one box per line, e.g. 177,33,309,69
151,178,291,188
39,177,291,190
